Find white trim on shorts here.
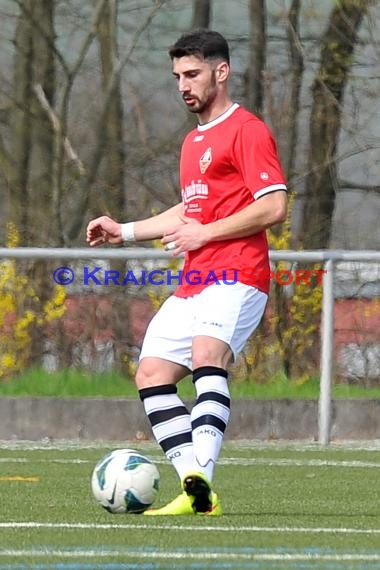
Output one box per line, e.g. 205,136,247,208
139,282,268,370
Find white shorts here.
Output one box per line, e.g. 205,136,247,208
139,282,268,370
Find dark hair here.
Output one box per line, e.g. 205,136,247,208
169,29,230,65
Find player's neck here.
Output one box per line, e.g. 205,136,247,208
197,97,234,126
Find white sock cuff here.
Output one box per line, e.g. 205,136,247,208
194,374,230,398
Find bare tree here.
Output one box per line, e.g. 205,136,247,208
30,0,55,245
284,0,303,181
96,0,126,218
191,0,212,29
66,1,164,241
269,0,304,378
9,0,34,243
7,0,56,246
300,0,373,250
245,0,266,117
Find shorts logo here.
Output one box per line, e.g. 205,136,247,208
202,320,222,328
200,147,212,174
260,171,269,180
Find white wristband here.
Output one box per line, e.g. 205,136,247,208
120,222,136,242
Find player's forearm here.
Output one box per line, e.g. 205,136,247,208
124,203,184,241
205,191,287,242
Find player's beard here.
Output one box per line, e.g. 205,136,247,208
184,70,218,115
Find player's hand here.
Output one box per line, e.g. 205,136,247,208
86,216,122,247
161,216,209,255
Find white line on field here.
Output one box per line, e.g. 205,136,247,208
0,458,89,464
1,440,380,451
217,458,380,468
0,457,379,468
0,549,380,562
0,522,379,534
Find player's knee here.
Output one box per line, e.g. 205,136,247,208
192,349,225,370
135,362,160,389
192,337,233,370
135,358,184,389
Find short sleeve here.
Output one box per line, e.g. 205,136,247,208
232,119,287,199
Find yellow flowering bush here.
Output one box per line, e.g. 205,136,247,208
238,192,324,381
0,223,66,378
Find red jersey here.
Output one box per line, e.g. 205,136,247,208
174,104,287,298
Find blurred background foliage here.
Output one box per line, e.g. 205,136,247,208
0,0,379,387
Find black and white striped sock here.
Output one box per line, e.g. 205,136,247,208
191,366,231,481
139,384,194,480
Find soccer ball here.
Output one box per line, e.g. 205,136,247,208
91,449,160,514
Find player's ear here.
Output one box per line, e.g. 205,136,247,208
216,62,229,82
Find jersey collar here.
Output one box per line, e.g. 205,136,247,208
197,103,240,131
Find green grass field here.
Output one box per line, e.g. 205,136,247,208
1,368,380,399
0,441,379,569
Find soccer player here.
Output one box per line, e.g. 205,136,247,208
86,29,287,515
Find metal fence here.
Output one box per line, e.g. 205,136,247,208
1,247,380,445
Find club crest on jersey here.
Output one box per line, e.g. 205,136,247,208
199,147,212,174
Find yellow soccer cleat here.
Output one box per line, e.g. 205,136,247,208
198,491,223,516
143,489,222,516
143,491,193,515
182,471,213,513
